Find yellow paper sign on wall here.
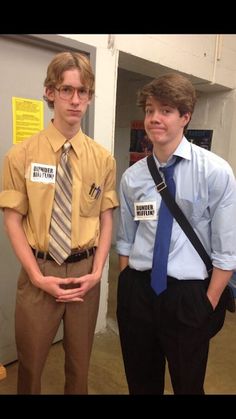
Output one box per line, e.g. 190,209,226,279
12,97,44,144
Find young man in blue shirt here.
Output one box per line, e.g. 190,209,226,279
116,73,236,394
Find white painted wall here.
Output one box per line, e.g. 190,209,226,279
116,34,216,82
115,34,236,89
190,90,236,166
91,47,119,331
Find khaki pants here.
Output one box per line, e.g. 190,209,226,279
15,255,100,394
0,364,6,380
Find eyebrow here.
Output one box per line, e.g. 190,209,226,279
60,84,86,88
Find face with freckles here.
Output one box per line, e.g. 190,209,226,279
45,68,91,131
144,97,190,151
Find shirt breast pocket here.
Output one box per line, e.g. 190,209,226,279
80,180,102,217
179,198,207,226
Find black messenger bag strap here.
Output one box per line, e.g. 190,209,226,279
147,154,212,273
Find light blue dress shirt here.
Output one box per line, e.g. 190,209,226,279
116,137,236,280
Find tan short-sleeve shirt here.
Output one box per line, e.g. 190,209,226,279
0,122,119,251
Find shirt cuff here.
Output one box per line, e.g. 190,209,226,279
0,190,28,215
101,190,119,212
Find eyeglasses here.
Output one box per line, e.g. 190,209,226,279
55,85,90,101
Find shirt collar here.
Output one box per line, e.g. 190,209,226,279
174,136,191,161
45,120,86,158
153,136,191,169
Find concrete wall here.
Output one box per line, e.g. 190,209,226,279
190,90,236,163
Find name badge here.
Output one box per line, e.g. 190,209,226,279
30,163,56,184
134,201,157,221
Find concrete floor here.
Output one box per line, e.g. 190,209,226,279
0,246,236,394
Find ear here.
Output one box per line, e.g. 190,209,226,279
182,112,191,128
45,87,55,103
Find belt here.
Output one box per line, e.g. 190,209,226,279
32,247,96,263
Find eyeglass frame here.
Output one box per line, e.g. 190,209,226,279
54,85,90,101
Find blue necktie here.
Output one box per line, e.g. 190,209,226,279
151,159,179,296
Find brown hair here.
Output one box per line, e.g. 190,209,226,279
137,73,196,117
44,51,95,109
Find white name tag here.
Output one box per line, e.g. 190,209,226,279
30,163,56,184
134,201,157,220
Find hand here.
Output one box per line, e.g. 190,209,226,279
55,272,101,303
206,292,220,311
32,274,84,302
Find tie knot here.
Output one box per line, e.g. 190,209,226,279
160,157,181,181
160,162,175,180
63,142,71,153
61,142,72,165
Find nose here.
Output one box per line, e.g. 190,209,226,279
150,110,161,123
71,89,81,103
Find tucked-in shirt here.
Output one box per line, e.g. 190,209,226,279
0,121,119,251
116,136,236,279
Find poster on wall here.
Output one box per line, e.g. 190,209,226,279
185,129,213,151
129,120,153,166
12,97,44,144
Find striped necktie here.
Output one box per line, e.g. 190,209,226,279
151,158,180,295
48,142,72,265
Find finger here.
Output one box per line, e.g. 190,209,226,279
58,287,83,296
66,275,90,284
57,291,85,300
56,297,84,303
58,277,78,285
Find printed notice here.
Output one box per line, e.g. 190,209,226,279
12,97,44,144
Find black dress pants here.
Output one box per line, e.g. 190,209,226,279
117,266,227,395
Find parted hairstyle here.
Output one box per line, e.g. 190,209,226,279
44,51,95,109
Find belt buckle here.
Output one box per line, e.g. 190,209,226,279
34,249,47,260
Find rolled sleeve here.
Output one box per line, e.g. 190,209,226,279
116,173,137,256
0,146,28,215
211,168,236,271
101,156,119,211
212,202,236,270
101,189,119,212
116,239,132,256
0,190,28,215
